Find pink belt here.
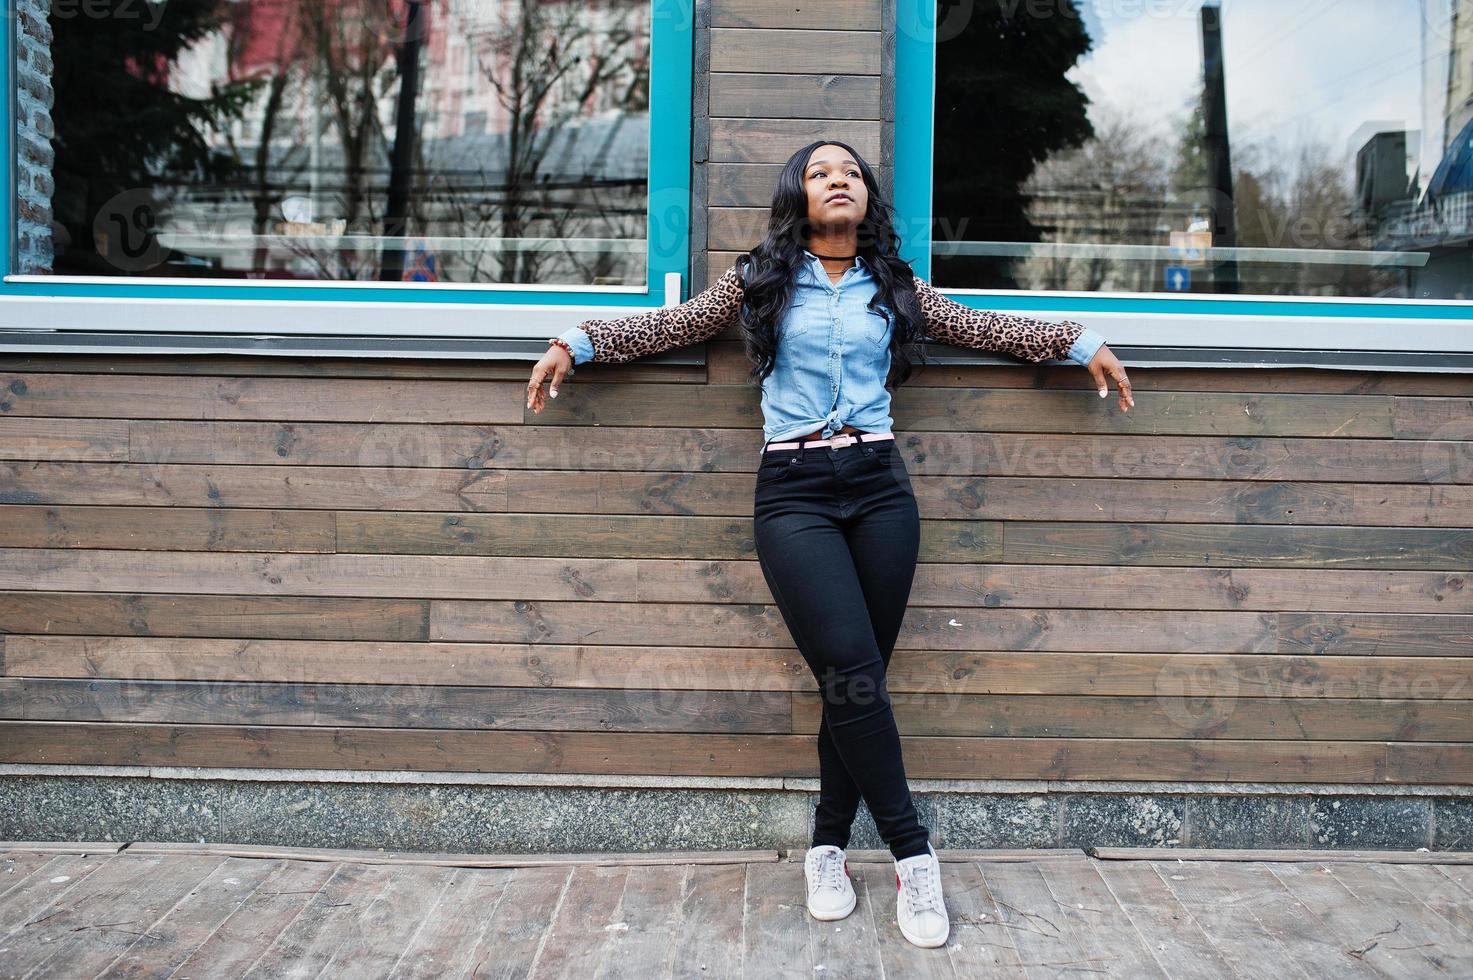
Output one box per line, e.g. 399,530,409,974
762,431,895,453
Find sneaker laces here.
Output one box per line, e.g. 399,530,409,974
898,861,941,916
810,848,848,893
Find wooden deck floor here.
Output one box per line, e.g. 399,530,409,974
1,844,1471,978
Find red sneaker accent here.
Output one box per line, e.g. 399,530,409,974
895,872,901,891
843,861,851,878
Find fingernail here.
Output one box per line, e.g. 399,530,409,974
550,389,558,398
1099,389,1107,397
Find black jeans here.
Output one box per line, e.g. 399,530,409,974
753,433,930,860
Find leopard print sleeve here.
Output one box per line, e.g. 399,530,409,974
912,275,1085,363
577,264,745,365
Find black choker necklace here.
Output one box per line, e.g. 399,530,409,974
809,251,858,260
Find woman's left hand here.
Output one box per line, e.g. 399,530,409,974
1085,344,1133,412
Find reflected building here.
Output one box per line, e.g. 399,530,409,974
1363,0,1472,299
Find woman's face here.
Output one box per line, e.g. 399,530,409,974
803,144,867,233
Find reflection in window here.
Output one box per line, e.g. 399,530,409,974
931,0,1472,302
18,0,652,285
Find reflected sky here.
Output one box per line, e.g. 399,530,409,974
1072,0,1429,182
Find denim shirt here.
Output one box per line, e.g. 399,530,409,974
557,249,1106,443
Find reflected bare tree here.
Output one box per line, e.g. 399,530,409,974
1025,105,1175,293
296,0,399,278
473,0,646,284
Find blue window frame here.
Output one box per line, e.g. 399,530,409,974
894,0,1473,373
0,0,696,358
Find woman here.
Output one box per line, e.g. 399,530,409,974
526,140,1135,949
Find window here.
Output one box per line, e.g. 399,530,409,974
895,0,1473,371
2,0,694,355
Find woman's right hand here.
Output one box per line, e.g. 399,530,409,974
527,344,575,414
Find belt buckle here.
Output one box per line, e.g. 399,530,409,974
829,433,857,448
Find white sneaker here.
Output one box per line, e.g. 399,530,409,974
804,844,857,920
894,843,949,947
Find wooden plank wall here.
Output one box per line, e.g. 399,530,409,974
0,356,1469,782
1,0,1471,786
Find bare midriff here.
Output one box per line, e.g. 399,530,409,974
794,423,864,441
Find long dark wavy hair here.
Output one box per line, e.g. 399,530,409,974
734,139,931,389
